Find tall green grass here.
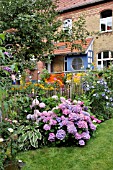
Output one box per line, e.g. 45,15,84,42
17,119,113,170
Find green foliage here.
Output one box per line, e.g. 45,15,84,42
81,69,113,120
40,69,50,81
0,0,90,65
17,119,113,170
0,121,18,169
15,120,42,150
0,0,61,63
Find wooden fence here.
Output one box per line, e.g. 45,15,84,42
44,83,83,99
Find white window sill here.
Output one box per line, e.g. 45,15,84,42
100,30,112,33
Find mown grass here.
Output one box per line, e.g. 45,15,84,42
17,119,113,170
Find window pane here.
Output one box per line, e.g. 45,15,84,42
98,53,101,59
63,19,72,30
98,61,101,65
103,51,109,58
101,24,106,31
72,58,83,70
101,10,112,18
107,17,112,30
111,52,113,58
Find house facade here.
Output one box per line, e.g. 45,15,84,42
47,0,113,73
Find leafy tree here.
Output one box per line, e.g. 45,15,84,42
0,0,90,69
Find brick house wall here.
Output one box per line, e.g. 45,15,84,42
58,1,113,67
32,1,113,77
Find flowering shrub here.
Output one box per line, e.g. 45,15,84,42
82,71,113,120
27,96,100,147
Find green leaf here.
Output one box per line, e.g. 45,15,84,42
0,33,5,41
17,125,25,134
34,130,42,140
20,133,28,142
29,132,38,148
28,131,33,140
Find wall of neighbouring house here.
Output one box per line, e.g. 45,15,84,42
58,1,113,66
29,61,45,81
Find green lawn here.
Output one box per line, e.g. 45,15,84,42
17,119,113,170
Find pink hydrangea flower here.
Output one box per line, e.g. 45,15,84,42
62,108,71,115
79,139,85,146
48,133,55,142
77,120,88,129
74,132,82,140
49,119,57,126
67,124,77,134
43,124,51,131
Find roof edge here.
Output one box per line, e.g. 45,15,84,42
58,0,106,13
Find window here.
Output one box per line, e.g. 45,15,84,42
72,58,83,70
64,56,67,71
100,10,112,32
63,18,72,33
97,51,113,69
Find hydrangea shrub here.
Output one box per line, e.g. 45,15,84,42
27,96,100,147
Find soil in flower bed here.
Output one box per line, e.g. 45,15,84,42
4,164,19,170
4,161,20,170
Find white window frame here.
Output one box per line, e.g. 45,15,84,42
63,18,72,33
100,17,112,32
97,51,113,69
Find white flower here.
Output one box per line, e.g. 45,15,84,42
106,96,108,100
60,97,66,102
93,94,96,96
8,128,14,133
32,99,39,106
73,100,77,104
12,120,18,123
18,160,22,163
0,138,4,142
52,95,58,100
